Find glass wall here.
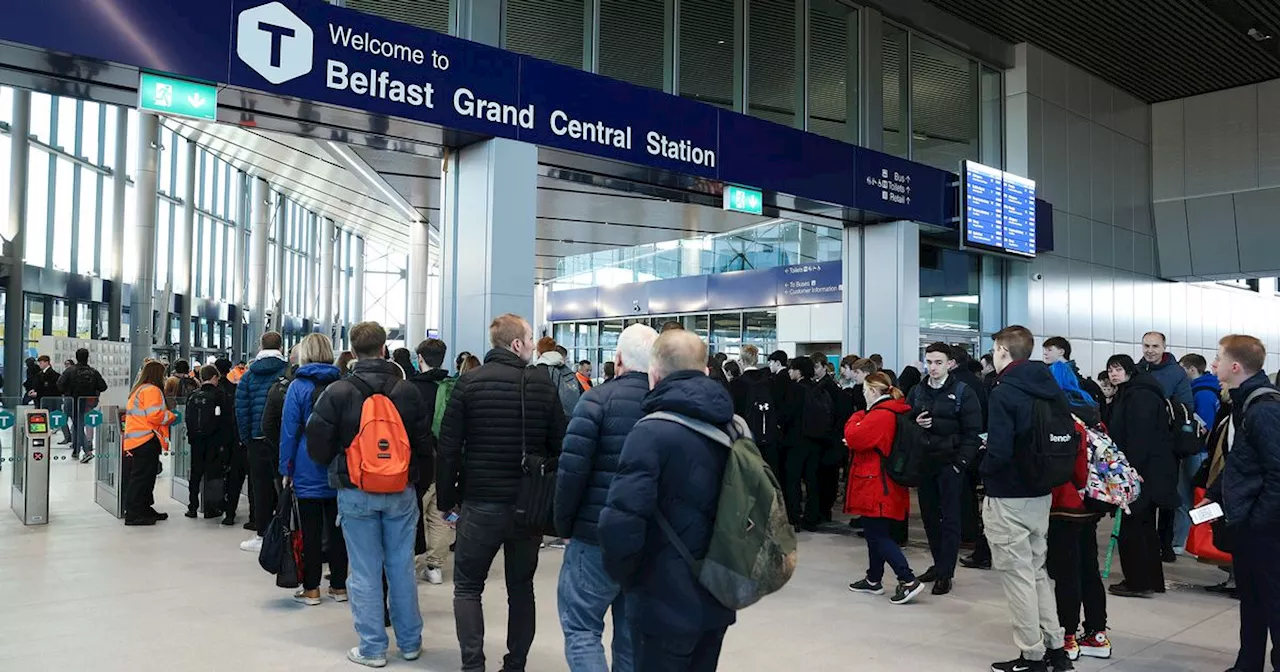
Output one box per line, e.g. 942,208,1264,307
552,219,841,290
598,0,666,91
748,0,799,127
552,310,776,374
679,0,736,108
808,0,858,142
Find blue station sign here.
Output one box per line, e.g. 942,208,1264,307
3,0,953,225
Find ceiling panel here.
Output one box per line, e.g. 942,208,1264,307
923,0,1280,102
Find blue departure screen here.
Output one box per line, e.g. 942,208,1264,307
962,161,1036,258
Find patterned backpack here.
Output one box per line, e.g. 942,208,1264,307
1078,419,1142,513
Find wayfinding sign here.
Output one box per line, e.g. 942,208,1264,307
723,185,764,215
138,72,219,121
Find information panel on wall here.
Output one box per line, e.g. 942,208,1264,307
961,160,1037,258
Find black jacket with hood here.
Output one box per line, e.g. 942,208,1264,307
305,357,434,491
1108,371,1179,510
982,359,1071,498
908,374,984,471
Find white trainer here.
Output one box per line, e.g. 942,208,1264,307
239,535,263,553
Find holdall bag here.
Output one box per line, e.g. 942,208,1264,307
513,369,556,536
275,493,304,589
258,486,294,575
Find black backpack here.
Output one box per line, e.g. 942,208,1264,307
1015,396,1081,492
185,387,222,440
741,373,777,445
802,384,833,439
1164,399,1204,458
72,366,102,397
885,409,929,487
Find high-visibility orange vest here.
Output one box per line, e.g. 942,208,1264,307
123,384,177,452
576,372,593,392
228,365,246,384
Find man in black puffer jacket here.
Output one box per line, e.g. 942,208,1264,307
554,323,658,670
598,329,736,671
234,332,289,553
437,314,567,672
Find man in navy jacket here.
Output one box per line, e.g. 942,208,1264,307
235,331,289,553
554,323,658,672
598,329,736,672
983,326,1071,672
1205,334,1280,672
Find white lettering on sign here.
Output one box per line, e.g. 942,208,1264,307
550,111,632,149
453,87,534,129
329,24,425,65
646,131,716,168
327,60,436,107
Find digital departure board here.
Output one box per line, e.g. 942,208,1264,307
962,160,1037,258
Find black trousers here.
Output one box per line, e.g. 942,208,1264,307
640,627,728,672
224,442,249,518
1117,502,1165,592
1047,518,1108,635
123,438,161,522
816,441,843,522
188,440,210,511
1157,506,1176,553
961,469,983,544
918,465,966,579
246,439,280,534
1233,523,1280,672
783,444,821,526
760,441,783,486
452,501,542,672
298,497,347,592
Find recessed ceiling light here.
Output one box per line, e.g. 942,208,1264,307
1248,27,1273,41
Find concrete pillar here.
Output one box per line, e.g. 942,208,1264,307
352,235,365,324
843,221,919,370
3,89,30,401
178,139,197,361
247,177,270,354
108,106,128,342
273,197,286,333
129,112,161,373
440,138,537,357
319,217,335,337
407,219,430,346
333,230,344,343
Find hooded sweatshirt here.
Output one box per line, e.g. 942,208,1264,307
982,359,1071,498
1190,372,1221,431
1139,352,1194,406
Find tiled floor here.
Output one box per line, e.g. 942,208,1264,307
0,452,1245,671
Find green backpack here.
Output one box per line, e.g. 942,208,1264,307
639,411,798,610
431,377,459,438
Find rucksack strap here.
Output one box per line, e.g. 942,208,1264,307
654,511,700,574
640,411,734,449
952,381,967,416
1241,387,1280,430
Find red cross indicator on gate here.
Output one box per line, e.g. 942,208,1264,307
33,452,44,461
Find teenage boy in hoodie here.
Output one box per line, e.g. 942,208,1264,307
408,338,454,585
1042,337,1104,406
984,326,1073,672
1175,354,1220,556
235,331,290,553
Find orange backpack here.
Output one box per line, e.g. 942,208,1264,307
344,376,412,493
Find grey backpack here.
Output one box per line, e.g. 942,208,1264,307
543,364,582,416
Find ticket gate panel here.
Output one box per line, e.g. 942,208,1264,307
11,408,52,525
92,406,124,519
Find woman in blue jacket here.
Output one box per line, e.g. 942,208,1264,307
281,333,346,606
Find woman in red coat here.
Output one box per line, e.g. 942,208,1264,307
844,372,926,605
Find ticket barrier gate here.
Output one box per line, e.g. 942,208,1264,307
92,406,124,519
10,408,53,525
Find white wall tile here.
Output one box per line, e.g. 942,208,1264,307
1041,50,1069,109
1151,100,1185,201
810,302,843,342
1068,113,1093,218
1113,271,1135,344
1067,64,1091,118
1092,268,1115,342
1132,279,1154,340
1069,260,1093,339
777,304,812,342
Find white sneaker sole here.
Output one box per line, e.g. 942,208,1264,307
1079,648,1112,659
848,584,885,595
346,648,387,668
891,582,926,605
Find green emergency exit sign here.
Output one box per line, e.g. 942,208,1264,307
723,185,763,215
138,72,218,121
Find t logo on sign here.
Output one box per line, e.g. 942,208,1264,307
237,2,314,84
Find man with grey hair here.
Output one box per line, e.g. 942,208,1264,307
598,330,737,671
554,323,658,671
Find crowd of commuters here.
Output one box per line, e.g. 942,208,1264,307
100,315,1279,672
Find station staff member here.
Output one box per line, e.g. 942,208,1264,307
122,361,178,526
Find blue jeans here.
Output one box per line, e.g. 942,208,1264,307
1173,452,1207,550
558,541,640,672
863,517,915,584
337,487,423,658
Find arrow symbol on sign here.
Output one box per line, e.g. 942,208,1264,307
188,93,206,108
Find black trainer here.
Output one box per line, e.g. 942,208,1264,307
991,655,1048,672
185,507,198,519
848,579,885,595
889,579,926,605
221,514,237,526
124,516,157,527
917,566,939,583
960,553,992,570
1046,647,1074,671
932,577,952,595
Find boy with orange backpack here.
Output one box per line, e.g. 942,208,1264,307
305,321,434,668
